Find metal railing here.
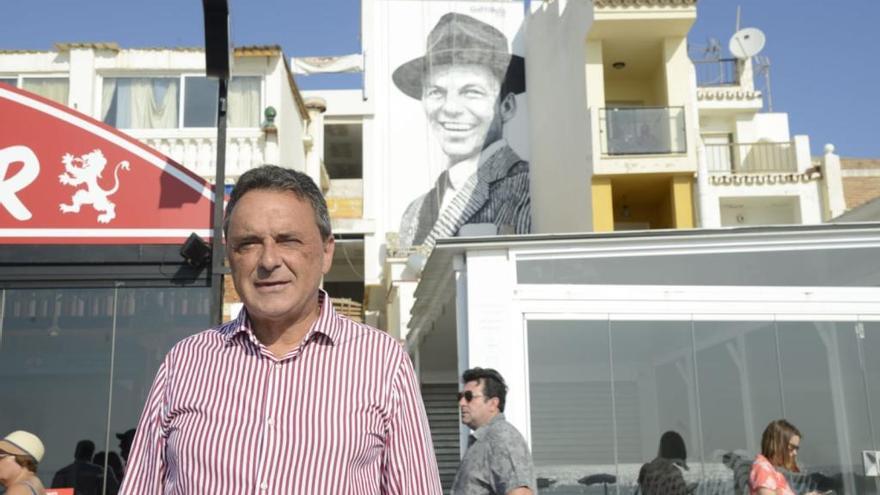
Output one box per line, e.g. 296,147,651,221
693,58,740,86
704,141,797,174
599,106,687,156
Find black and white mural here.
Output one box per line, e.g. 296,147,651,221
379,2,530,251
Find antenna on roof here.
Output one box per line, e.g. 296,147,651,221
736,5,742,32
704,38,722,60
753,55,774,112
728,27,766,60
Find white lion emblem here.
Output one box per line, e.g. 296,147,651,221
58,149,130,224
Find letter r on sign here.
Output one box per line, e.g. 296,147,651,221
0,145,40,221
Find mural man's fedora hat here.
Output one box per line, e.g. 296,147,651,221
393,12,526,100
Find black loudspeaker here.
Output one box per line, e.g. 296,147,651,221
180,233,212,268
202,0,231,79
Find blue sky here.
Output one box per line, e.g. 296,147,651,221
2,0,877,157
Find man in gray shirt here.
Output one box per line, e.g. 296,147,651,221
452,367,536,495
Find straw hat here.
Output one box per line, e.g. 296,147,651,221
0,431,45,463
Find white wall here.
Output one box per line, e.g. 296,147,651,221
525,0,594,233
275,58,307,172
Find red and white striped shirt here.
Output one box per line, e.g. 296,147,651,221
119,291,441,495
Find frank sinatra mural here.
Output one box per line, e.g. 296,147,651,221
382,2,531,251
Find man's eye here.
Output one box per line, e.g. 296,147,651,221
425,88,443,98
463,88,487,97
234,241,257,251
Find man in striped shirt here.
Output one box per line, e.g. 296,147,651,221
120,166,442,494
393,13,532,251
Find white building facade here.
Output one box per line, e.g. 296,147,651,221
0,43,312,186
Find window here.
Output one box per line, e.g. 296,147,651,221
21,77,69,105
0,78,16,87
324,123,363,179
101,77,179,129
102,76,261,129
0,286,212,490
183,76,261,128
527,317,878,494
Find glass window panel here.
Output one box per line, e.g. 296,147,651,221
528,319,615,493
228,76,261,127
778,322,875,494
0,78,17,87
610,321,698,495
102,77,178,129
21,77,69,105
0,288,114,490
183,76,218,127
107,287,210,488
862,322,880,451
517,247,880,287
693,321,782,495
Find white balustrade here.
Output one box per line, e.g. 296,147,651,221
124,128,266,183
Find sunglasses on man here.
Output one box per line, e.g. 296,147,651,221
457,391,486,402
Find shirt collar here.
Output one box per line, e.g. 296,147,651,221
471,412,505,442
221,289,342,347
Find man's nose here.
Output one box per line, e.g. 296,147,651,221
258,241,281,270
440,94,464,115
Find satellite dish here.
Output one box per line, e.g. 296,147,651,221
728,27,766,59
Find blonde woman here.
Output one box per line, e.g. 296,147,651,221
750,420,822,495
0,431,46,495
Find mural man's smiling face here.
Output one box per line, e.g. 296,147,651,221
422,64,505,164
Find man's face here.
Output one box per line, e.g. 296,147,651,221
422,64,504,163
226,189,334,328
458,379,497,430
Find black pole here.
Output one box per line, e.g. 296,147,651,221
202,0,231,325
209,78,228,325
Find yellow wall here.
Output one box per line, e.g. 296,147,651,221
600,174,693,230
604,78,658,106
670,174,694,228
591,177,614,232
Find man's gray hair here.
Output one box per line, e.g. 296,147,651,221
223,165,332,241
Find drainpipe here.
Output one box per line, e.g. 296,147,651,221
303,97,328,192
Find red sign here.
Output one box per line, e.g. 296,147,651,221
0,85,217,244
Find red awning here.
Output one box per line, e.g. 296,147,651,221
0,84,217,244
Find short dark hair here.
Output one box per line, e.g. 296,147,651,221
74,440,95,461
462,367,508,412
223,165,332,241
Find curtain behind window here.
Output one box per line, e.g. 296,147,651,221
21,78,69,105
102,78,178,129
229,77,261,127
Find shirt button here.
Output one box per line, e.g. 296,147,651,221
260,482,268,490
274,363,282,370
267,417,274,427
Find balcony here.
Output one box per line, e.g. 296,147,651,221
122,128,270,182
599,107,687,156
694,59,740,87
704,141,797,174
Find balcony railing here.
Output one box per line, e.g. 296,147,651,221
123,128,268,181
694,58,740,86
704,141,797,174
600,107,687,156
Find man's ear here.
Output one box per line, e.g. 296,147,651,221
499,92,517,123
321,236,335,275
